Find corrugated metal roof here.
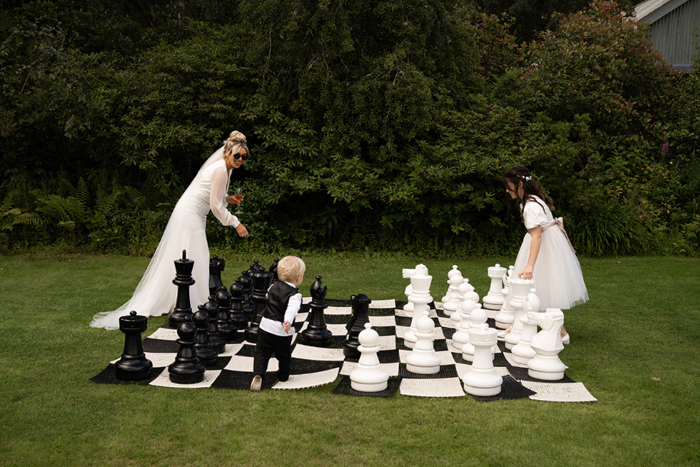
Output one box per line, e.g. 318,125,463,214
635,0,691,23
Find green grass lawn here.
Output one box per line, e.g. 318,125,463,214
0,253,698,466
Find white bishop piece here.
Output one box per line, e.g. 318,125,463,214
350,323,389,392
482,263,507,319
405,310,441,375
403,264,433,349
462,324,502,397
527,308,568,380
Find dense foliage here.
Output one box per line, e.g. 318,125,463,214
1,0,698,257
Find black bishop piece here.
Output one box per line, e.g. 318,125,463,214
168,250,195,328
301,276,332,347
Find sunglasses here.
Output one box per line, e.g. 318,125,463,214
233,152,249,161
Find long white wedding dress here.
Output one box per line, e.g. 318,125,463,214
90,147,240,330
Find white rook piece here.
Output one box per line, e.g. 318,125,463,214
504,277,535,350
511,288,541,365
403,264,433,349
482,263,507,319
462,324,502,397
495,266,515,329
350,323,389,392
406,310,441,375
527,308,568,380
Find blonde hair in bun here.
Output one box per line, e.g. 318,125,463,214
223,131,249,159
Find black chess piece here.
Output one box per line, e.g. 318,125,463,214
193,306,218,367
269,258,280,285
229,279,249,331
168,321,206,384
214,286,237,341
301,276,332,347
238,271,254,320
249,260,264,273
115,311,153,381
245,269,275,343
168,250,195,328
209,255,225,297
201,297,226,353
343,294,371,358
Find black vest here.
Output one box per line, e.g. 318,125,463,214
263,281,299,323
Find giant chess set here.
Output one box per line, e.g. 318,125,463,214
91,251,596,402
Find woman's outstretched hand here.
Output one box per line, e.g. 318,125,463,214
226,195,242,205
235,223,249,238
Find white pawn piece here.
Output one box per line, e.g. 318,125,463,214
495,266,516,330
461,305,495,362
441,265,461,303
450,296,478,351
528,308,568,380
406,310,441,375
511,288,541,365
350,323,389,392
403,265,433,349
504,277,535,350
450,280,473,325
462,324,502,397
482,263,507,319
441,273,463,316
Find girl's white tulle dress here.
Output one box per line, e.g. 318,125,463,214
90,147,240,330
512,196,588,310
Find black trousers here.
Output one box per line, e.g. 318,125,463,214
253,329,293,381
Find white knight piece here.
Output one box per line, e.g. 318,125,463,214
527,308,568,380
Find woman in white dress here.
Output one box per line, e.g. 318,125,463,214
502,165,588,342
90,131,250,330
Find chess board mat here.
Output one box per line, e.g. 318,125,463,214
91,299,596,402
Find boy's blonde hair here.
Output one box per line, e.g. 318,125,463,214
277,256,306,282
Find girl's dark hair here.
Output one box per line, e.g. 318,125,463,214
501,165,555,217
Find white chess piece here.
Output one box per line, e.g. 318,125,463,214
442,273,463,315
350,323,389,392
482,263,507,318
528,308,568,380
511,288,541,365
462,324,502,397
460,304,494,362
401,268,417,315
495,266,516,330
405,310,441,374
441,265,460,303
451,280,474,325
403,265,433,349
504,277,535,350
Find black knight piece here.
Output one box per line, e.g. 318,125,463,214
301,276,332,347
115,311,153,381
208,255,226,296
168,321,206,384
244,269,275,343
268,258,280,285
343,294,371,358
168,250,195,328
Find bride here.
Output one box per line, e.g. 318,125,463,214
90,131,250,330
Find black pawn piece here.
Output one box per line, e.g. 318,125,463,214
301,276,332,347
215,286,237,341
193,306,218,367
343,294,371,358
209,255,226,296
168,321,205,384
201,298,226,353
245,270,275,343
168,250,195,328
229,279,249,331
115,311,153,381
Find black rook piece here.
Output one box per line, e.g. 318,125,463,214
209,255,226,296
301,276,332,347
168,321,205,384
193,306,218,368
244,269,275,343
168,250,195,328
343,294,371,358
115,311,153,381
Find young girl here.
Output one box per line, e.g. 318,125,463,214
502,165,588,343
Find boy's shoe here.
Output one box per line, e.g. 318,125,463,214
250,375,262,391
